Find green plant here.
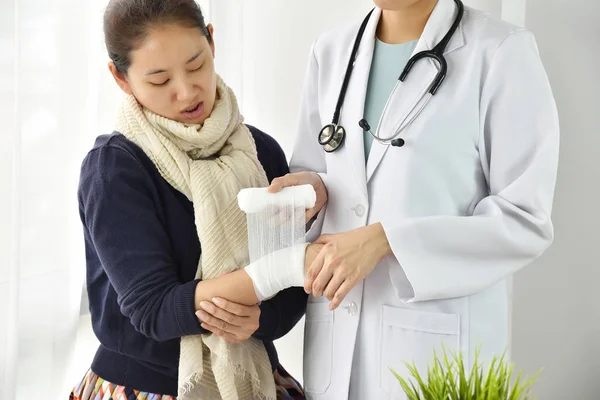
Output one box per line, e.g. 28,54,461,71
391,346,541,400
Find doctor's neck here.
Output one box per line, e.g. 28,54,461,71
376,0,438,44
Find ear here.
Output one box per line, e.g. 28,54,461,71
207,24,215,58
108,61,133,95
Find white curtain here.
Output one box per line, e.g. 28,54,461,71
0,0,209,398
0,0,117,398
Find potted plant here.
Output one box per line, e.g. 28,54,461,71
391,346,541,400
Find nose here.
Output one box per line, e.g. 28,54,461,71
174,78,197,104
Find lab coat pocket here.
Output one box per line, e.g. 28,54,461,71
380,306,460,399
303,302,334,395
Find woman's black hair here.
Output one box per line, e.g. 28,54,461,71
104,0,212,73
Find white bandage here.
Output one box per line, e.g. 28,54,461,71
238,184,315,301
244,242,308,301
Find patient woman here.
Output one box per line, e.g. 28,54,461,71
71,0,322,399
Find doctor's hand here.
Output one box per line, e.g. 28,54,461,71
268,172,327,222
306,223,392,310
196,298,260,344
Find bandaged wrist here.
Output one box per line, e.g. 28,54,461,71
244,242,308,302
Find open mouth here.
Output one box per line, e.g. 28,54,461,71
181,102,204,120
184,103,200,113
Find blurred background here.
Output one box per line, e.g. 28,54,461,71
1,0,598,398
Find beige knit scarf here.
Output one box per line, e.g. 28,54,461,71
115,75,275,400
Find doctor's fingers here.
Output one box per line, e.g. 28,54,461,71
323,272,345,301
267,173,301,193
312,248,346,297
311,263,336,298
305,246,327,294
329,281,354,311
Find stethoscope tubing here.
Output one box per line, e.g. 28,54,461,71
318,0,464,152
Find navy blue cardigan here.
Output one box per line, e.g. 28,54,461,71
78,125,307,395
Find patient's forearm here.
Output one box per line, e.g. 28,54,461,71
194,269,258,308
193,243,324,310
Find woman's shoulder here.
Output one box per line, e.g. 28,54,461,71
79,132,157,191
245,124,290,181
246,125,282,153
83,132,156,168
86,132,145,161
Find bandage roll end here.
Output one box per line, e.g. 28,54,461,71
237,184,316,213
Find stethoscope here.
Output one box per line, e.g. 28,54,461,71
318,0,464,153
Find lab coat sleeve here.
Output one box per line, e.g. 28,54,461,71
289,40,329,243
383,30,560,302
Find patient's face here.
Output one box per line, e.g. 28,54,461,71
110,23,217,125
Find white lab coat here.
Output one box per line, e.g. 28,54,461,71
289,1,559,399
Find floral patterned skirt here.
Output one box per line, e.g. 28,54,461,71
70,365,304,400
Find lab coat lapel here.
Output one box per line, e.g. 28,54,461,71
366,0,466,183
339,8,381,198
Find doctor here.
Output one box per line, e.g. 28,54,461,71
268,0,559,398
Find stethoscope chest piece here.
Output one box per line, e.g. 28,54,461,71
318,124,346,152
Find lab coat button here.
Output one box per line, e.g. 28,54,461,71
345,302,358,316
354,204,365,217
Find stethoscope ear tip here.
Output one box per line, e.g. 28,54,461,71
391,138,405,147
358,119,370,131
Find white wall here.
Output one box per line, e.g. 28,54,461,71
510,0,600,398
211,0,600,396
0,1,18,395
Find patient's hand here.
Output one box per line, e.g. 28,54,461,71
196,298,260,344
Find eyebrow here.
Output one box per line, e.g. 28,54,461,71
145,51,204,75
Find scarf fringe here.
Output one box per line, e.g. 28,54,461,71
178,364,277,400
